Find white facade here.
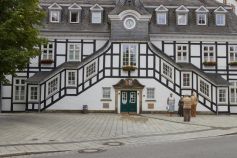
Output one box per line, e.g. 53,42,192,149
1,0,237,114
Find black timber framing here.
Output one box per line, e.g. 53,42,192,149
4,41,234,113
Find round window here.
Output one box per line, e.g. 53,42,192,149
123,17,136,30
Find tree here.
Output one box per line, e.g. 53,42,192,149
0,0,46,83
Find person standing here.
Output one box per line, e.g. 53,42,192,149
191,92,198,117
178,96,184,117
167,93,175,116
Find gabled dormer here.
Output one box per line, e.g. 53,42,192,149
155,5,168,25
195,6,209,25
176,5,189,25
48,3,62,23
214,6,228,26
68,3,82,23
108,0,151,40
90,4,104,24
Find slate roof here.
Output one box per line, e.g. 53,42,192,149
40,0,226,7
26,71,51,84
205,73,230,86
148,8,237,35
39,0,237,35
26,62,81,84
178,63,230,86
109,0,150,15
26,41,111,84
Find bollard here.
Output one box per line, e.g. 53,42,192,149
82,105,88,114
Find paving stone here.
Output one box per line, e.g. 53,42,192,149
1,113,237,157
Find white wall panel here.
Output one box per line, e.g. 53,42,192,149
191,45,200,56
57,43,66,55
164,44,174,56
83,44,94,55
217,45,227,57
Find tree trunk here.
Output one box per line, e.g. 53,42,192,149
0,84,2,113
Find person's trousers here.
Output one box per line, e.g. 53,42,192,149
183,109,191,122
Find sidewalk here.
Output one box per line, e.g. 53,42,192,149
0,113,237,157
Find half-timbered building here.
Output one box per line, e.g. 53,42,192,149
1,0,237,114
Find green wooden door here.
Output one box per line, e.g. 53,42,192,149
121,91,137,113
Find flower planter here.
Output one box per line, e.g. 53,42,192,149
122,65,137,71
203,61,217,66
40,59,54,64
229,62,237,66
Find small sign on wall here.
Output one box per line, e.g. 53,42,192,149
148,103,154,109
103,103,110,109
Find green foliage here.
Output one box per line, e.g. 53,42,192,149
0,0,46,84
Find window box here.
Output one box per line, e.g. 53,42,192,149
122,65,137,71
40,59,54,64
229,62,237,66
203,61,217,66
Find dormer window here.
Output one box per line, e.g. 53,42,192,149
68,3,82,23
50,11,60,23
176,5,189,26
177,14,187,25
48,3,62,23
155,5,168,25
90,4,104,24
214,6,228,26
216,14,226,26
195,6,209,25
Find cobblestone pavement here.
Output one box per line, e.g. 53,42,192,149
0,113,237,157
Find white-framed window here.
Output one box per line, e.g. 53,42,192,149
161,61,174,81
68,43,81,61
199,78,210,98
203,45,215,62
197,14,207,25
85,60,97,80
70,11,80,23
90,4,103,24
102,87,111,99
13,78,26,102
177,14,188,25
181,72,192,88
122,44,138,67
147,88,155,100
28,86,39,102
47,76,59,96
229,45,237,62
157,13,167,25
66,70,77,86
155,5,168,25
195,6,209,25
50,11,60,23
91,12,102,24
215,14,226,26
218,88,227,104
176,44,188,62
41,43,54,60
68,3,81,23
230,81,237,104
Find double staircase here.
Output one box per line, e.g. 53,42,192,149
26,41,229,113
